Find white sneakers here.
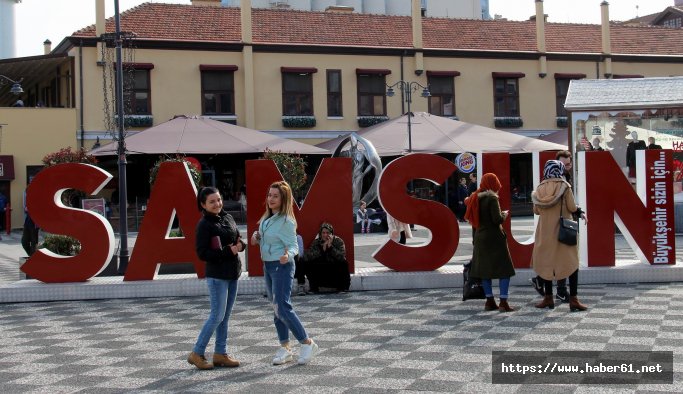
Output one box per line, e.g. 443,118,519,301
272,341,319,365
297,341,319,365
272,347,293,365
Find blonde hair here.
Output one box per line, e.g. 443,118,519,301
259,181,297,227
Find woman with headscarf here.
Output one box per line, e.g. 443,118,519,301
531,160,588,312
464,173,516,312
303,222,350,293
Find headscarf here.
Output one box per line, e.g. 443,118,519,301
464,173,502,229
543,160,565,181
319,222,334,237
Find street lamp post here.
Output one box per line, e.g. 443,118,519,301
113,0,130,274
386,81,431,153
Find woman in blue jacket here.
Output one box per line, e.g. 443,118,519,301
251,181,319,365
188,187,244,370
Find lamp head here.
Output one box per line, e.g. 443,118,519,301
386,87,395,97
421,87,431,98
10,82,23,95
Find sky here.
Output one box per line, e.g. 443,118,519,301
8,0,680,58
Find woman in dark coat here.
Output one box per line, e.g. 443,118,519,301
465,173,516,312
188,187,244,370
303,222,350,292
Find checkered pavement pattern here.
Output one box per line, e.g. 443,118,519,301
1,283,681,392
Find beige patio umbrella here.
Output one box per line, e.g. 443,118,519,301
90,115,329,155
317,112,567,155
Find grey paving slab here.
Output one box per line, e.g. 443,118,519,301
0,284,681,392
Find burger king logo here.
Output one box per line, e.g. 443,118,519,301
455,152,476,173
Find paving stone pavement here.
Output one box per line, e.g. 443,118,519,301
0,283,681,393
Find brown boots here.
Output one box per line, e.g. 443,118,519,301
484,297,498,311
187,352,213,370
498,299,515,312
213,353,240,368
569,296,588,312
535,295,587,311
485,297,515,312
535,295,555,309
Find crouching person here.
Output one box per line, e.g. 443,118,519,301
303,223,350,293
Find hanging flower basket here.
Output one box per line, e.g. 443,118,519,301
114,114,154,128
494,117,524,128
357,116,389,128
149,155,202,187
282,116,316,128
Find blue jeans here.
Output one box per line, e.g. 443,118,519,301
482,277,510,299
193,277,238,355
264,260,308,344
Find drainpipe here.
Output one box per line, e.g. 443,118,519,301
79,41,85,149
241,0,255,128
400,52,405,114
601,1,612,78
535,0,547,78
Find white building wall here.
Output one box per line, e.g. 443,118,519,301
426,0,480,19
337,0,362,12
386,0,411,16
0,0,18,59
232,0,483,18
363,0,385,14
311,0,336,11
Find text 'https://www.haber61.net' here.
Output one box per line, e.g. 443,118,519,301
491,351,673,385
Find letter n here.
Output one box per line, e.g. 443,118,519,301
578,150,675,266
246,158,353,276
124,162,203,280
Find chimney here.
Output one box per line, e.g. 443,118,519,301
96,0,105,37
96,0,105,64
191,0,222,6
43,39,52,55
535,0,547,78
412,0,424,75
241,0,252,43
601,1,612,78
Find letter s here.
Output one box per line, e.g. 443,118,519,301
373,154,459,271
21,163,115,283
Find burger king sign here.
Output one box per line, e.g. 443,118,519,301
455,152,476,173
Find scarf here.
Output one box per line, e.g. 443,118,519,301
464,173,502,229
543,160,565,180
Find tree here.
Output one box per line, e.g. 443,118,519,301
262,149,308,200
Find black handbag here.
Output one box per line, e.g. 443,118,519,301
462,260,485,301
558,194,578,246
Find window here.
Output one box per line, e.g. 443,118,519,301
553,74,586,117
327,69,342,117
555,79,571,117
282,72,313,116
493,77,520,117
357,74,386,116
427,76,455,116
201,71,235,115
123,69,151,115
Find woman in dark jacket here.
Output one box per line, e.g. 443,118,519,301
465,173,516,312
302,222,350,293
187,187,245,370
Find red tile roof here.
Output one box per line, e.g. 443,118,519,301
70,2,683,56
